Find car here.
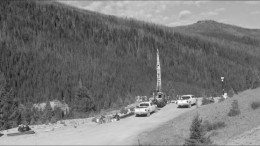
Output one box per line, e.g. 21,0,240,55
176,95,197,108
170,100,177,104
134,102,157,117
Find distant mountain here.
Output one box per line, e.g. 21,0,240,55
174,20,260,55
1,0,260,116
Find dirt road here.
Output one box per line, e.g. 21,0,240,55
0,103,195,145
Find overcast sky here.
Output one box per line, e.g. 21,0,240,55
60,1,260,29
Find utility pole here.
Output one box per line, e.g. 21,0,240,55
221,77,224,96
156,49,161,93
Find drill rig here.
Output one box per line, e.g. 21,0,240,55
152,49,167,107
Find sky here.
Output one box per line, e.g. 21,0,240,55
59,1,260,29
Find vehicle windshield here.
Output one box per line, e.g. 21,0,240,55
181,96,190,100
139,103,149,107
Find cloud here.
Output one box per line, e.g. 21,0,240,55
163,16,169,21
215,8,226,12
195,1,209,7
250,11,260,15
168,20,194,27
243,1,260,5
200,8,225,17
83,1,104,11
179,10,192,20
218,19,228,23
200,11,218,16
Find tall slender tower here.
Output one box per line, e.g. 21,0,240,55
156,49,161,93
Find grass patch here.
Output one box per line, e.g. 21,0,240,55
228,100,240,117
250,101,260,110
202,120,226,131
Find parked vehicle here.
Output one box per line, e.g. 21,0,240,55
152,92,167,108
134,102,157,117
177,95,197,108
170,100,177,104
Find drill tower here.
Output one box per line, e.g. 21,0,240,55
156,49,161,93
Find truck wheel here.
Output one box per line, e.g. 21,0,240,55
135,114,139,117
147,112,150,117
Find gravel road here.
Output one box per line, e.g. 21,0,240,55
0,103,195,145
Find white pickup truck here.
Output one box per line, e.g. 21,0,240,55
134,102,157,117
177,95,197,108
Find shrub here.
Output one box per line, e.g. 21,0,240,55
202,120,226,131
227,88,235,97
129,106,135,112
228,100,240,117
184,114,212,145
218,97,225,103
120,107,128,114
30,118,36,125
202,97,213,105
251,101,260,110
60,120,65,124
91,117,97,123
50,116,57,124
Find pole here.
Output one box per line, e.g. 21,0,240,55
222,80,224,96
221,77,224,96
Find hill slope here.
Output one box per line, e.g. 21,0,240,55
0,0,260,119
137,88,260,145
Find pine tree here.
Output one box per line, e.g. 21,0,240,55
43,101,53,123
228,100,240,116
184,113,212,145
227,88,235,97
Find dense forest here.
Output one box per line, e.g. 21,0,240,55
1,0,260,129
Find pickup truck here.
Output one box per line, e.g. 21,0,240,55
177,95,197,108
134,102,157,117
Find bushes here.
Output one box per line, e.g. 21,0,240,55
120,107,128,114
202,120,226,132
227,88,236,97
184,114,212,145
201,97,214,105
218,97,225,103
228,100,240,116
91,117,98,123
251,101,260,110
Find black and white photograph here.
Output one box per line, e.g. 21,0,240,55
1,0,260,145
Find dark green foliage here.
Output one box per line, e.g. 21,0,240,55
42,101,53,123
184,114,212,145
73,86,95,113
228,100,240,116
201,97,214,105
202,120,226,132
91,117,97,123
53,107,64,120
218,97,225,103
50,116,57,124
227,88,235,97
19,105,32,125
250,101,260,110
120,107,128,114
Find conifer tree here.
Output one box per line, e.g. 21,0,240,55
184,113,212,145
43,100,53,123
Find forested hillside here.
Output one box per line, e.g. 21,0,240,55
1,0,260,129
